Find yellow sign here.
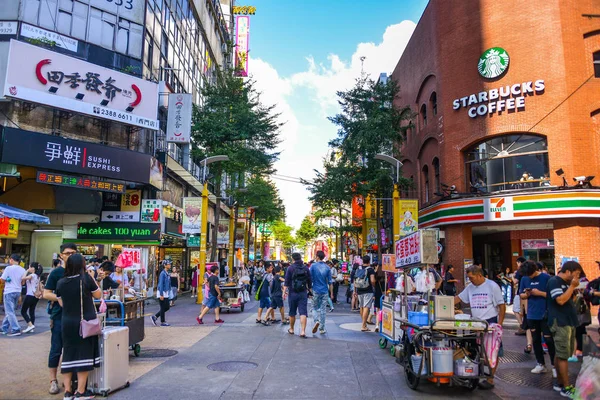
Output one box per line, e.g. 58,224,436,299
366,219,378,246
121,190,141,212
382,254,396,273
399,199,418,237
233,5,256,14
0,218,19,239
382,307,393,337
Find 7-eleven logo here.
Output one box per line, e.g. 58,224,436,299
490,198,507,218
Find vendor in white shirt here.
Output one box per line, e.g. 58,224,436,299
454,264,505,390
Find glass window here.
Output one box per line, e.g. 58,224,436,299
594,51,600,78
422,165,429,203
433,157,440,193
466,134,549,192
430,92,437,116
420,104,427,128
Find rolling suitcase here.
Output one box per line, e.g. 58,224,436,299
88,326,130,396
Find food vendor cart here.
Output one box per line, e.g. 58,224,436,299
96,290,145,356
218,284,245,312
391,230,492,391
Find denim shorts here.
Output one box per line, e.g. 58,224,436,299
205,295,220,310
259,297,271,309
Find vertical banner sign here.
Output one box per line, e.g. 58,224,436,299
121,248,142,271
166,93,192,143
351,195,364,226
235,221,246,249
121,190,141,212
217,219,230,246
182,197,202,233
366,219,378,246
399,200,419,237
141,199,162,223
235,16,250,76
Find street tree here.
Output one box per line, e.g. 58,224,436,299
295,216,318,250
191,68,282,261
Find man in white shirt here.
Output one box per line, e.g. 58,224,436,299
0,254,26,336
131,269,148,292
455,264,505,390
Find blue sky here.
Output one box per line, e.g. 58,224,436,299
244,0,428,229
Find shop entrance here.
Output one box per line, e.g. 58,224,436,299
472,223,555,277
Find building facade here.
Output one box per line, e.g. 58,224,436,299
0,0,235,289
392,0,600,283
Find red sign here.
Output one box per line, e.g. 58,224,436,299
395,231,421,267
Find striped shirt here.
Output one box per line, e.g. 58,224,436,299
547,275,578,327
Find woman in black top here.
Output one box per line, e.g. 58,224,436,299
371,264,386,329
443,265,458,296
56,254,101,399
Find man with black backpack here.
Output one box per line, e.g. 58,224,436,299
354,255,376,332
284,252,312,338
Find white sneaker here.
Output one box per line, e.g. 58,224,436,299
23,325,35,333
552,367,557,378
531,364,548,374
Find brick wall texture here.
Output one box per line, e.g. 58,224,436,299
392,0,600,284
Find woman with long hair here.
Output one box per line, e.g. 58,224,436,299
170,266,180,306
21,262,43,333
371,263,386,330
55,253,102,399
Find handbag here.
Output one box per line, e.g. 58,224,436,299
254,279,265,301
79,276,102,339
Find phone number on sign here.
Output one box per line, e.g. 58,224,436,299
92,106,134,122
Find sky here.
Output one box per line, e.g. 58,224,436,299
245,0,429,229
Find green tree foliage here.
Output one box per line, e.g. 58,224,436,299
236,176,285,223
271,220,297,257
295,216,318,249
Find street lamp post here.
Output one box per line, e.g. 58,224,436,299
197,155,229,305
375,154,403,245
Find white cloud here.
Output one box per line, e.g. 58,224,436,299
249,21,417,229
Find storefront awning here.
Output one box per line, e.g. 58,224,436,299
0,204,50,224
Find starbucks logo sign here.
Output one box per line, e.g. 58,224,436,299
478,47,510,79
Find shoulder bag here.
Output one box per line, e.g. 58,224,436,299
79,276,102,339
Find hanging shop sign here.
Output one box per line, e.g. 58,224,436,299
102,193,122,211
0,21,18,36
121,190,141,212
235,16,250,76
77,222,161,241
3,40,158,129
182,197,202,233
120,248,142,270
2,127,153,184
382,254,396,273
36,170,126,193
166,93,192,143
395,229,438,268
141,199,162,223
233,5,256,14
0,217,19,238
235,221,246,249
187,236,200,247
217,219,230,246
20,23,78,52
521,239,554,250
399,199,419,237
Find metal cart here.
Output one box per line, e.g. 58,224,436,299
218,285,245,312
95,298,145,356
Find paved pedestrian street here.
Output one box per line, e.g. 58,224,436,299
1,292,588,400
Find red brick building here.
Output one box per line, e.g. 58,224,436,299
392,0,600,285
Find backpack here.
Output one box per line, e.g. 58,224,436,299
292,265,308,293
354,266,371,290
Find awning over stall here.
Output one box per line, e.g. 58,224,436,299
0,204,50,224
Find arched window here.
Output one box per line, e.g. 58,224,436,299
466,134,549,192
420,104,427,129
594,51,600,78
422,165,430,203
430,92,437,116
432,157,440,193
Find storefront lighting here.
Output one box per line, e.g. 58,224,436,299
33,229,63,232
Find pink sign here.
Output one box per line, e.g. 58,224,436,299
235,16,250,76
3,40,159,129
521,239,552,250
395,231,421,267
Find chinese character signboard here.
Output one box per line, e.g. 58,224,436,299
37,170,125,193
217,219,229,246
351,195,364,226
166,93,192,143
141,199,161,223
101,211,139,222
121,190,141,212
187,236,200,247
121,248,142,270
399,200,418,237
20,23,78,52
182,197,202,233
0,21,18,36
395,229,438,268
3,40,158,129
77,222,161,241
0,217,19,238
2,127,153,184
382,254,396,273
235,16,250,76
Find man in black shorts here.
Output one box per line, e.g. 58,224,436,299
284,253,312,338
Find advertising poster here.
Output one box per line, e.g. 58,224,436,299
121,190,141,212
0,218,19,238
399,200,419,237
235,221,246,249
182,197,202,233
382,307,393,337
217,219,230,246
141,199,162,223
366,219,378,246
166,93,192,143
382,254,396,273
